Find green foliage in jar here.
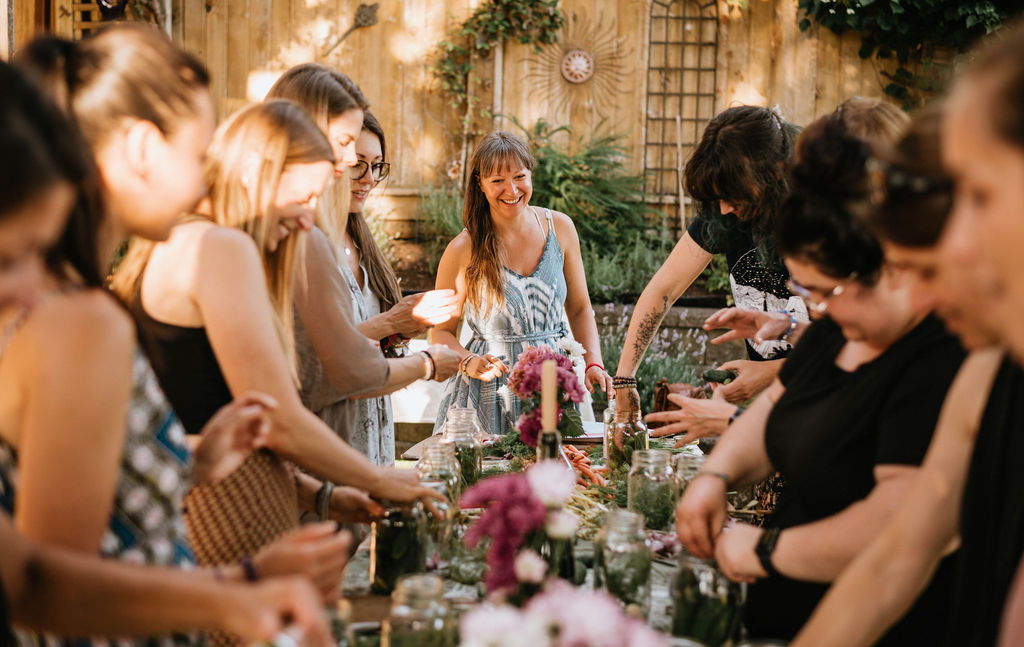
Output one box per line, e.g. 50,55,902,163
602,548,653,610
370,509,427,594
628,480,676,531
605,419,648,473
453,443,483,491
671,559,744,647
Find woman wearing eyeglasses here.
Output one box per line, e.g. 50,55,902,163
675,113,965,645
266,67,459,465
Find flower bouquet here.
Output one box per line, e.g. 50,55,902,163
459,580,669,647
507,345,585,448
460,461,582,602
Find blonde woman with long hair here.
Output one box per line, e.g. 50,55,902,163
266,64,459,465
111,100,441,584
430,131,613,437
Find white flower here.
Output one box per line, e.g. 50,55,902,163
460,604,549,647
527,461,576,508
514,549,548,584
545,509,579,539
555,337,585,359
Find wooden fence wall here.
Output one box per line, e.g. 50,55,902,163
6,0,908,251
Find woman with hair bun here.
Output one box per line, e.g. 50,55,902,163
675,112,963,644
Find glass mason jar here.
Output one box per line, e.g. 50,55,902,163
440,418,483,493
381,574,456,647
444,406,490,444
421,479,455,573
673,451,707,497
605,408,649,471
417,444,460,501
628,449,676,531
370,500,428,594
593,509,653,617
670,555,745,647
329,599,355,647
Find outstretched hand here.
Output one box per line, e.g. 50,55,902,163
703,307,791,345
646,394,736,446
192,392,278,485
387,290,459,337
252,522,352,603
714,359,782,404
584,366,613,394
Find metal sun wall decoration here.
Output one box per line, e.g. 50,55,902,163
522,13,632,118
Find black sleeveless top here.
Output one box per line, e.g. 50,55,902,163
130,290,232,435
946,357,1024,647
1,575,12,647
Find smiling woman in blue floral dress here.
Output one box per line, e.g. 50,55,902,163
431,131,613,437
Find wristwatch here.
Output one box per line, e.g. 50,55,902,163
755,527,782,578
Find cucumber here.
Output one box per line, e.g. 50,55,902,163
702,369,738,384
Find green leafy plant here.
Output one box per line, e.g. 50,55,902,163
369,507,427,594
516,118,657,256
431,0,563,117
797,0,1015,107
362,202,396,265
699,253,732,300
418,183,465,273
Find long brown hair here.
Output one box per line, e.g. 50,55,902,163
463,131,536,312
14,23,209,287
347,110,402,312
113,101,335,375
266,64,366,254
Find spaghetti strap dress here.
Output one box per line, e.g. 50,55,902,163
434,209,567,437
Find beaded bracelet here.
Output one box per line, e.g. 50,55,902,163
612,375,637,388
776,310,799,342
315,480,335,521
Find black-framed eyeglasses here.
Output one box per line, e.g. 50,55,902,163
351,160,390,183
786,273,858,314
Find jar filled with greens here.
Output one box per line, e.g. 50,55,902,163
670,555,744,647
605,408,649,472
441,418,483,493
370,500,428,594
421,479,455,573
417,444,460,501
593,509,653,617
381,574,456,647
627,449,676,531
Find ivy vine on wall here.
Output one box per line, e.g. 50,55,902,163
431,0,563,109
797,0,1016,106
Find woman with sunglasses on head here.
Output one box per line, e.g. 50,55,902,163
265,67,459,466
675,113,965,645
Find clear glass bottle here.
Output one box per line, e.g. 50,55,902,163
417,444,460,501
381,574,456,647
421,479,455,573
627,449,676,531
670,555,745,647
593,509,653,617
440,417,483,493
673,451,706,497
444,406,491,444
605,408,649,471
370,500,427,594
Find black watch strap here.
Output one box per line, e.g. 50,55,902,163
756,527,782,578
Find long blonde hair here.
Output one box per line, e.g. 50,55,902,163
112,100,335,376
265,63,366,255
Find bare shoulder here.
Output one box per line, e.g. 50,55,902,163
441,230,473,263
18,289,134,366
194,223,263,273
546,209,581,247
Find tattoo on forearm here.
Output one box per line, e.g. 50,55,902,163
630,296,669,370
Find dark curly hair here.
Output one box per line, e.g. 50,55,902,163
684,105,798,269
776,113,884,284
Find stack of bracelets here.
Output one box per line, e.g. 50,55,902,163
458,353,478,375
612,375,638,389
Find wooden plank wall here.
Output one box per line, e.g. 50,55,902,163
2,0,901,223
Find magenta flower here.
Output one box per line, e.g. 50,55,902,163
461,474,548,593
